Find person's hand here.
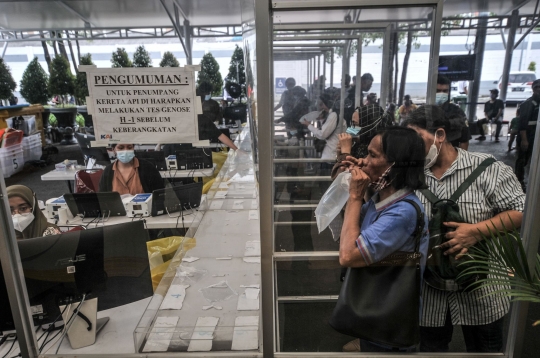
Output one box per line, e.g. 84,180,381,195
348,165,370,202
299,118,310,127
338,133,353,154
521,139,529,152
352,110,360,125
439,222,480,258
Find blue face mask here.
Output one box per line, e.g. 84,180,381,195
116,150,135,164
205,94,211,101
289,130,298,136
346,127,361,135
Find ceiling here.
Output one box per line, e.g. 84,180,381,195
0,0,536,30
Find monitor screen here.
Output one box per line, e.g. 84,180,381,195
0,264,15,332
438,55,476,81
134,151,167,171
151,182,203,216
17,221,153,326
64,192,126,218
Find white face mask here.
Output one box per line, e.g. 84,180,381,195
12,212,35,232
435,93,448,105
205,94,211,101
425,134,441,169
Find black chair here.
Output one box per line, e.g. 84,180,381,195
74,132,110,165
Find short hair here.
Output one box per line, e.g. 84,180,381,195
379,127,427,190
404,94,411,101
361,73,374,81
285,77,296,88
402,105,463,142
319,93,333,109
437,75,451,86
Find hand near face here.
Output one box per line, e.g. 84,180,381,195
349,165,370,202
338,133,353,154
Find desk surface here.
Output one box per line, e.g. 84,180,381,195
41,164,216,181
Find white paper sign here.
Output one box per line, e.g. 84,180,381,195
80,66,200,144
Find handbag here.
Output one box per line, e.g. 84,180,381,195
313,111,339,153
329,199,425,348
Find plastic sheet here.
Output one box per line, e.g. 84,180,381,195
315,171,351,233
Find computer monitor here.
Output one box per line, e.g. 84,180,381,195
0,264,15,333
438,54,476,81
17,221,153,326
151,182,203,217
74,132,110,165
174,148,212,170
64,192,126,218
134,150,167,171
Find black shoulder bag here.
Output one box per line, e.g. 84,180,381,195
313,112,339,153
329,199,425,348
420,157,496,291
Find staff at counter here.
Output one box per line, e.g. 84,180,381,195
99,143,165,195
7,185,61,240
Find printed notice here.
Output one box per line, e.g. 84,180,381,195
80,66,200,144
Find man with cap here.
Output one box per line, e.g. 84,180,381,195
515,79,540,191
475,89,505,141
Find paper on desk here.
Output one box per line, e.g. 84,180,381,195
237,292,259,311
187,316,219,352
244,241,260,257
182,256,199,263
209,200,224,210
245,288,260,300
214,190,227,198
160,284,189,310
232,200,244,209
248,210,259,220
142,316,179,352
231,316,259,351
243,257,260,264
250,200,258,210
240,284,260,289
218,182,229,189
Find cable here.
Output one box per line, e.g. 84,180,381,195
1,337,16,358
55,294,87,354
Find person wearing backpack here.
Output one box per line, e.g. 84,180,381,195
404,105,526,353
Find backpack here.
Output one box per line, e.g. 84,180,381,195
421,157,496,291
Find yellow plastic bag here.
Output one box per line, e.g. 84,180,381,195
202,178,215,194
147,236,196,291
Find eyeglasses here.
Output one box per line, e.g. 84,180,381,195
11,204,32,215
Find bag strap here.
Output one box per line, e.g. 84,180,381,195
449,157,496,202
319,112,340,140
401,199,425,253
419,157,496,204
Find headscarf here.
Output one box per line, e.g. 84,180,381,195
6,185,56,240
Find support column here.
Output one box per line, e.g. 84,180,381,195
467,13,489,124
1,42,8,58
355,36,362,108
184,20,193,65
380,25,392,110
330,48,334,88
317,54,320,80
323,52,327,86
500,10,519,102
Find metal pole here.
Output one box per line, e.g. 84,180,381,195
426,0,444,104
467,13,488,123
330,48,334,88
184,20,193,65
508,109,540,358
380,25,392,110
323,52,327,87
254,0,274,356
317,54,320,80
355,36,362,108
339,48,346,128
0,175,39,358
501,10,519,103
1,42,8,58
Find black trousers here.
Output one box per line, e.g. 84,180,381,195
515,135,535,189
477,118,502,138
420,309,505,353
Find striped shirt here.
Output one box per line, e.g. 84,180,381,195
417,148,525,326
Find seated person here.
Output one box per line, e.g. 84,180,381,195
99,143,165,195
7,185,60,239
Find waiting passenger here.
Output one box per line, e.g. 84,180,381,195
475,89,504,141
99,143,165,195
337,127,429,352
404,105,525,353
398,95,417,124
436,75,471,150
7,185,60,239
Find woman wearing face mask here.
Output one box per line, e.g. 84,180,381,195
337,127,429,352
403,105,525,353
7,185,60,240
99,143,165,195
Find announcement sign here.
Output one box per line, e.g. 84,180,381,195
80,65,201,144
